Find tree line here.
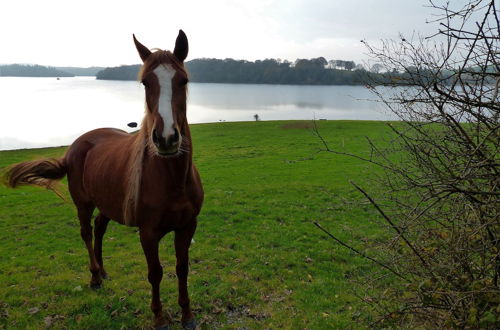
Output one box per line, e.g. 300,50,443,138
0,64,74,77
96,58,394,85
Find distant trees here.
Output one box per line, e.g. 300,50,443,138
354,64,365,71
97,57,387,85
327,60,357,71
369,63,383,73
0,64,74,77
185,57,379,85
95,65,141,81
344,61,355,71
295,57,328,70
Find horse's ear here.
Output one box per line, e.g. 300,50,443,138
173,29,188,62
133,34,152,63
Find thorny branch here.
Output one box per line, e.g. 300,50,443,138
313,1,499,327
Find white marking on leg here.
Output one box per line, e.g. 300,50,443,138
153,64,176,138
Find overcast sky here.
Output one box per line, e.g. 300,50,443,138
1,0,446,67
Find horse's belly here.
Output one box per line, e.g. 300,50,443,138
86,172,128,224
82,140,131,224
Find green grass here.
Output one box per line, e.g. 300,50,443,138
0,120,395,329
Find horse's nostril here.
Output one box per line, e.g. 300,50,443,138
152,129,160,145
152,128,180,153
172,127,179,143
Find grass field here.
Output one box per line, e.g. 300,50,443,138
0,120,395,329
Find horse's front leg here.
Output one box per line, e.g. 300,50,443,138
140,229,171,329
174,219,197,329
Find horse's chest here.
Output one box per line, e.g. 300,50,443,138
139,192,196,229
142,191,193,211
137,159,203,228
140,167,200,215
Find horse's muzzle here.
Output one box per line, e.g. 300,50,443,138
152,128,180,157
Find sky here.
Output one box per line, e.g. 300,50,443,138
0,0,446,67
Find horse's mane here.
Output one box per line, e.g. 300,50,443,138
122,124,146,226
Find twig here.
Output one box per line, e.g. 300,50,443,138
313,221,408,281
349,181,436,279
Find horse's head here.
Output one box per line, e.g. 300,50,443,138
134,30,189,157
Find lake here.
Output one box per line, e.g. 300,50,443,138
0,77,394,150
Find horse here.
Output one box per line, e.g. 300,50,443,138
2,30,203,330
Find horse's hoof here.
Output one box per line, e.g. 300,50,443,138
182,318,197,330
156,324,171,330
90,282,102,290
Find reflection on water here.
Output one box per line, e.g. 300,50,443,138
0,77,394,150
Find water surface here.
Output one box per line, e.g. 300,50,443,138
0,77,393,150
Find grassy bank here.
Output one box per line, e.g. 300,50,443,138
0,120,395,329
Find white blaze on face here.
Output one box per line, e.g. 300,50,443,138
153,64,176,138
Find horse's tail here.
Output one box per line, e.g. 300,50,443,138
2,158,67,199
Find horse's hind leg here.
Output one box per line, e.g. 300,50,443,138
94,213,110,279
174,219,198,329
77,204,102,289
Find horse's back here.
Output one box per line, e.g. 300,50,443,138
65,127,132,171
70,128,130,148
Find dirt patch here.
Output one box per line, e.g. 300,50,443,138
280,122,314,130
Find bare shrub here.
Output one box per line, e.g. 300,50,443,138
316,1,499,327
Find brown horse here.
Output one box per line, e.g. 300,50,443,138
2,30,203,330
